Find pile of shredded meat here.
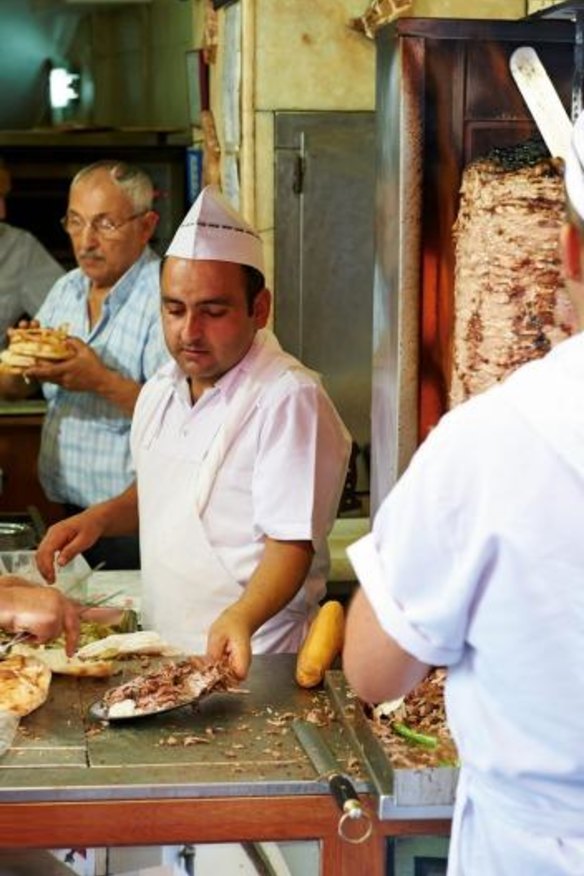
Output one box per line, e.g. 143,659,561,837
103,657,238,716
365,669,458,769
450,145,575,408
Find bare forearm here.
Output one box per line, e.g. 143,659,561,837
206,537,315,679
232,538,314,634
37,483,139,580
91,368,142,416
343,588,430,704
89,482,140,537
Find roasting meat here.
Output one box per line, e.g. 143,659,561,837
103,657,238,717
450,146,576,407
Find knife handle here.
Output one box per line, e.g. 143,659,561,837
329,773,362,815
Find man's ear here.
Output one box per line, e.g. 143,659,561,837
140,210,159,244
560,222,584,282
253,287,271,328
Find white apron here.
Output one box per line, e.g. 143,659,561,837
135,331,314,654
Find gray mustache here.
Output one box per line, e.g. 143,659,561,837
78,249,104,258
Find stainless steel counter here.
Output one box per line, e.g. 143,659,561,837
0,656,452,876
0,655,455,822
0,656,362,803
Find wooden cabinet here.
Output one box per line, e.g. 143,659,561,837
0,403,64,525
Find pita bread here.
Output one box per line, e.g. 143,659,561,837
76,631,174,661
0,654,51,717
13,645,117,678
0,325,74,374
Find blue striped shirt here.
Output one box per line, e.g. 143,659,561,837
35,247,168,506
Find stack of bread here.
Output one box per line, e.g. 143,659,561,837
0,325,74,374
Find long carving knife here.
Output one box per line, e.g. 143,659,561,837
293,718,372,843
510,46,572,161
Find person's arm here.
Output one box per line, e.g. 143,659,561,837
26,337,141,416
343,587,430,704
206,537,314,679
0,577,80,655
36,483,139,581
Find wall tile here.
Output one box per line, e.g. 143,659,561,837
413,0,526,16
526,0,557,13
255,0,375,111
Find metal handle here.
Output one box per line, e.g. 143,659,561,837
337,798,373,845
329,774,373,844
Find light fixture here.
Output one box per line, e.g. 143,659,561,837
49,68,80,109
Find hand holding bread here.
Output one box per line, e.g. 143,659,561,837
0,323,74,374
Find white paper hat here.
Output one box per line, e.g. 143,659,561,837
565,111,584,223
165,185,264,275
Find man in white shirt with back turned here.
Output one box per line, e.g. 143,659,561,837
344,110,584,875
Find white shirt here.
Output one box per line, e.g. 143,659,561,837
0,223,64,348
349,332,584,875
132,330,351,648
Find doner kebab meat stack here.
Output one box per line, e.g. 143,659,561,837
450,144,576,408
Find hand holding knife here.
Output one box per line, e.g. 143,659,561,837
293,718,373,844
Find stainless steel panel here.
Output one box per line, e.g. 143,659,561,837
275,112,375,468
371,32,423,513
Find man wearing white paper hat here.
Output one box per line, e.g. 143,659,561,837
37,185,351,678
344,114,584,875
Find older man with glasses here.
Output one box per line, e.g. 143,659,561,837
0,160,169,570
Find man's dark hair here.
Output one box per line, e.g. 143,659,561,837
242,264,266,313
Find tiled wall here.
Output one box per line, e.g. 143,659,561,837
415,0,525,15
252,0,528,114
254,0,373,112
526,0,560,11
219,0,532,288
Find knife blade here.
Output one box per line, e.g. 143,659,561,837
510,46,572,161
293,718,372,843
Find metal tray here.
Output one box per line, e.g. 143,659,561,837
0,522,36,551
88,695,203,723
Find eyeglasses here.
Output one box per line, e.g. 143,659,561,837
60,211,147,238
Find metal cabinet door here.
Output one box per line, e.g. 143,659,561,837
274,111,375,484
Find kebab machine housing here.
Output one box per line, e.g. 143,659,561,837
371,10,579,513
